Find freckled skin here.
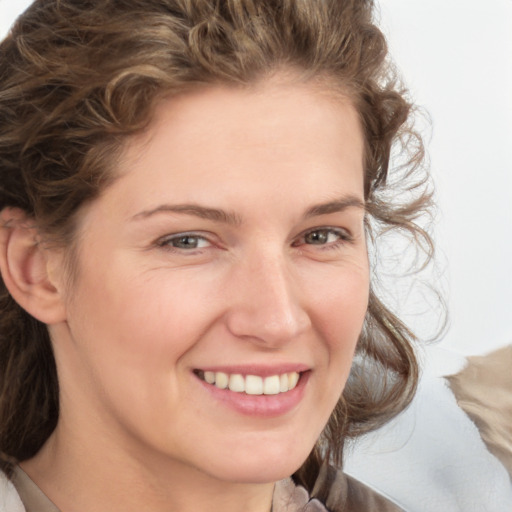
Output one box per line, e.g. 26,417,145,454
24,77,370,512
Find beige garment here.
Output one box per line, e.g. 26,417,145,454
9,464,401,512
11,467,59,512
447,345,512,478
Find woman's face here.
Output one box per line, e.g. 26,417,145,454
51,77,369,484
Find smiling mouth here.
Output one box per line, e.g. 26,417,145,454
194,370,301,395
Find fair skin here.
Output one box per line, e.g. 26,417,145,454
1,76,369,512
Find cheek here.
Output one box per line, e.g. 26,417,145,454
315,266,369,343
313,266,370,393
61,274,192,430
65,264,223,395
63,266,171,387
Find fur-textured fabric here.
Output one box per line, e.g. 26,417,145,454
447,345,512,479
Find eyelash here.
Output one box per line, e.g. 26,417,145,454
156,227,352,254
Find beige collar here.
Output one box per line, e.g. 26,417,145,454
12,467,59,512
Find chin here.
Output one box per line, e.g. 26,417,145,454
216,465,303,485
202,446,312,485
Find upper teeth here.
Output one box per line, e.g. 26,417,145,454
202,371,300,395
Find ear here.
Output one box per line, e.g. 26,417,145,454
0,207,67,324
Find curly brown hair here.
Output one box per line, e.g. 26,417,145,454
0,0,433,490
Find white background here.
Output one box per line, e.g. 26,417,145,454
1,0,511,355
378,0,512,355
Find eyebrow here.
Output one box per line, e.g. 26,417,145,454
131,195,365,225
131,204,242,225
304,196,365,218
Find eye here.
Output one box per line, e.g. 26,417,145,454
158,233,211,251
304,229,343,245
301,228,350,245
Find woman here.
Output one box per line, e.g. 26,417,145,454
0,1,431,510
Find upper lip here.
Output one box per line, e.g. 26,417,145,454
194,364,310,377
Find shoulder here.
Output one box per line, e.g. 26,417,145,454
0,470,26,512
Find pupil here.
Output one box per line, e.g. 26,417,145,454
175,236,197,248
307,231,327,244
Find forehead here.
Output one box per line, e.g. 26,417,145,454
124,76,363,169
98,76,365,223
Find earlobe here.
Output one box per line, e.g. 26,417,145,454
0,207,67,325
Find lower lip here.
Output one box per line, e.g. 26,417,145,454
196,372,310,418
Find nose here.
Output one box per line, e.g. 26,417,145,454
224,253,312,347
